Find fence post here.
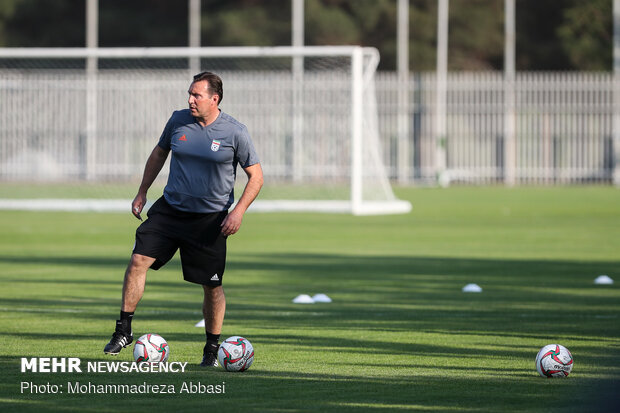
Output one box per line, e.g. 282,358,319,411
397,0,410,185
614,0,620,186
85,0,98,181
435,0,449,184
504,0,516,186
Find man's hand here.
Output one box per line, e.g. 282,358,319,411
132,192,147,221
220,209,243,236
219,163,262,236
130,145,169,221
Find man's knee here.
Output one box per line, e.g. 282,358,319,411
128,254,155,272
203,285,224,298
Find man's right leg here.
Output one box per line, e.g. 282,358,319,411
121,254,155,311
103,253,156,355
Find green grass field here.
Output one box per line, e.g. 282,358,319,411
1,187,619,412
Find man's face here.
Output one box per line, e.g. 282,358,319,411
188,80,218,119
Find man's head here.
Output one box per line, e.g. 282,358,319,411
188,71,223,121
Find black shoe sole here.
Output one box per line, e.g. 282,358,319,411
103,343,131,356
200,355,219,367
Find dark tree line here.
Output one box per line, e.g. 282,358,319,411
0,0,613,71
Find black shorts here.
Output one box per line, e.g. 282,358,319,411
133,197,227,286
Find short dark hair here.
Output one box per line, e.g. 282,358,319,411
192,71,223,105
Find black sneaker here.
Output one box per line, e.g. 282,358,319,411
200,342,219,367
103,320,133,355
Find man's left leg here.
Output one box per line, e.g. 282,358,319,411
200,285,226,366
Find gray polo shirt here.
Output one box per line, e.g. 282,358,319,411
157,109,260,213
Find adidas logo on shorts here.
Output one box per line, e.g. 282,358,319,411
210,274,219,281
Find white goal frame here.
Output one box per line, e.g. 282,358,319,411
0,46,411,215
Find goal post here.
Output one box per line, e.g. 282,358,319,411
0,46,411,215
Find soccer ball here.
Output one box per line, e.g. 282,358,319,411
133,333,170,363
217,336,254,372
535,344,573,377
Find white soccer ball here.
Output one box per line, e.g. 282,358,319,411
133,333,170,363
217,336,254,372
535,344,573,377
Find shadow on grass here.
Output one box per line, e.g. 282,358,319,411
1,351,618,413
228,252,618,285
1,252,617,288
1,252,619,334
1,253,619,412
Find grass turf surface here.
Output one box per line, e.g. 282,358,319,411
0,186,619,412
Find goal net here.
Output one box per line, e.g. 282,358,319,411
0,47,410,215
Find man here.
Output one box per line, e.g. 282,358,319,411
103,71,263,367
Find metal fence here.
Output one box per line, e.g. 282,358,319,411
377,71,617,185
1,65,618,187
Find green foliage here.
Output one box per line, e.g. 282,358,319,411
99,0,187,47
0,0,84,47
558,0,612,71
449,0,504,70
203,1,290,47
306,0,362,45
0,0,616,70
409,0,437,71
0,0,20,47
516,0,573,70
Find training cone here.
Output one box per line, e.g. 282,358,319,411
312,293,332,303
462,283,483,293
594,275,614,285
292,294,315,304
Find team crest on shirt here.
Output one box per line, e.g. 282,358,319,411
211,139,221,152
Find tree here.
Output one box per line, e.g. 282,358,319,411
0,0,616,71
200,0,290,47
1,0,84,47
99,0,187,47
306,0,505,71
448,0,504,70
557,0,612,71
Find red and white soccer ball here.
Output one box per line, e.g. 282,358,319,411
535,344,573,377
217,336,254,372
133,333,170,363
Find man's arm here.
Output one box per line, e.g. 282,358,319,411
132,145,170,220
220,163,263,236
